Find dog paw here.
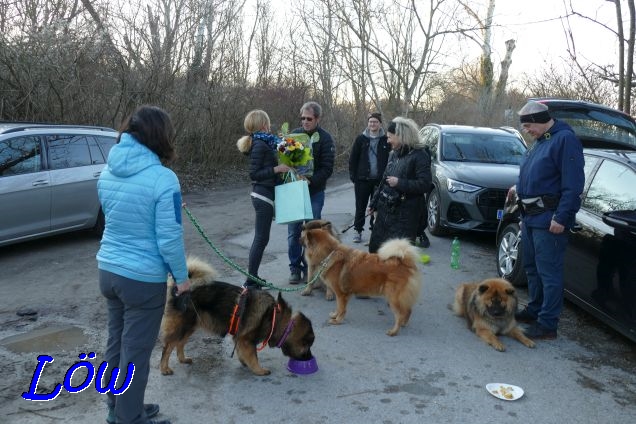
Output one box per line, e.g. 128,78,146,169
325,292,335,301
160,368,174,376
179,357,193,364
329,311,337,319
301,288,313,296
492,343,506,352
328,318,343,325
524,340,536,348
252,368,271,376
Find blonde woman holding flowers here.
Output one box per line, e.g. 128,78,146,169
237,109,291,289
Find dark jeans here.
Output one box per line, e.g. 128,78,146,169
99,270,166,424
417,194,429,236
522,226,569,330
353,179,379,233
288,190,325,273
248,196,274,280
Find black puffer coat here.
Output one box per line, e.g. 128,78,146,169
237,135,280,200
368,146,432,253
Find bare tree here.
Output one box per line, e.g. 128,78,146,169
567,0,635,113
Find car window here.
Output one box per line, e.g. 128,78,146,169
47,135,93,169
96,136,116,160
583,159,636,214
0,136,42,176
441,133,526,164
550,108,636,149
420,127,439,159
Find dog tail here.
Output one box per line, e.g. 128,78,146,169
378,238,422,305
377,238,418,263
184,256,218,287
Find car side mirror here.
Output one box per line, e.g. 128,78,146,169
602,211,636,233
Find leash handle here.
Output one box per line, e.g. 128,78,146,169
283,170,299,183
341,212,372,234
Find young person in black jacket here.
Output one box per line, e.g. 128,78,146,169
348,112,390,243
237,110,291,289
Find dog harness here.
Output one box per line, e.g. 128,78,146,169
228,288,249,336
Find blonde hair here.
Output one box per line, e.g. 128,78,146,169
389,116,422,149
237,109,271,153
244,109,271,133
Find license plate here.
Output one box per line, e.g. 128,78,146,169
497,209,503,220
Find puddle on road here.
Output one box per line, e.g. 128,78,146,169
0,325,88,353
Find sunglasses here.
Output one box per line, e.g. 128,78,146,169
300,116,314,122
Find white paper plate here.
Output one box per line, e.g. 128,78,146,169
486,383,524,401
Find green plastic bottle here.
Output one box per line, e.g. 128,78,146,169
450,237,460,269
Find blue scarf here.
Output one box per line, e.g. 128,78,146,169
252,132,280,151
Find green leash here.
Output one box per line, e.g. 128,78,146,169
183,206,331,292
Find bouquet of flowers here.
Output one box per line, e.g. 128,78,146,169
277,122,313,167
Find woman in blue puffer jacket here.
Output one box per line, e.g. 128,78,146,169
97,105,190,424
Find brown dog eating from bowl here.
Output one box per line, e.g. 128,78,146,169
301,220,422,336
160,257,315,376
453,278,536,351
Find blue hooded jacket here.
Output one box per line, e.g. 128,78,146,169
516,119,585,229
96,133,188,284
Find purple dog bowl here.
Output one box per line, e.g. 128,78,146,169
287,356,319,375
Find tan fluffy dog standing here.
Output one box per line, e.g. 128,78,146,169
453,278,536,351
300,220,339,300
301,220,422,336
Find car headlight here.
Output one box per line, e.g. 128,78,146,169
446,178,481,193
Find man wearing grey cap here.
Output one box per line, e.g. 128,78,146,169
514,100,585,340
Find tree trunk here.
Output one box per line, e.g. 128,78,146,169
494,39,516,107
625,0,635,113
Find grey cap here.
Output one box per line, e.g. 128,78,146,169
518,101,551,123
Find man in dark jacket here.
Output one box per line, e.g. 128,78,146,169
288,101,336,283
514,100,585,340
348,112,390,243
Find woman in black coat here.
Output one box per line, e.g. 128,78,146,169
237,110,291,288
368,117,432,253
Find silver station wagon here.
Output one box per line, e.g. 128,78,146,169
0,123,118,247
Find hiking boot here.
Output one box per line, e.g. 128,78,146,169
353,231,362,243
524,322,557,340
418,233,430,248
243,281,262,290
107,404,159,424
514,308,537,324
289,271,302,284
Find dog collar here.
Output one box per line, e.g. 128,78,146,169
276,317,295,348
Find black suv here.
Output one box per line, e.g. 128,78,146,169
0,123,118,247
495,99,636,342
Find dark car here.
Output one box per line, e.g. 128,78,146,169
0,123,118,247
418,124,527,235
495,99,636,342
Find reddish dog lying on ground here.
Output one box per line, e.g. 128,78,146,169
453,278,535,351
301,220,422,336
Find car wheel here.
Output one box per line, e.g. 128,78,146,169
496,222,527,287
427,188,447,236
93,209,105,236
